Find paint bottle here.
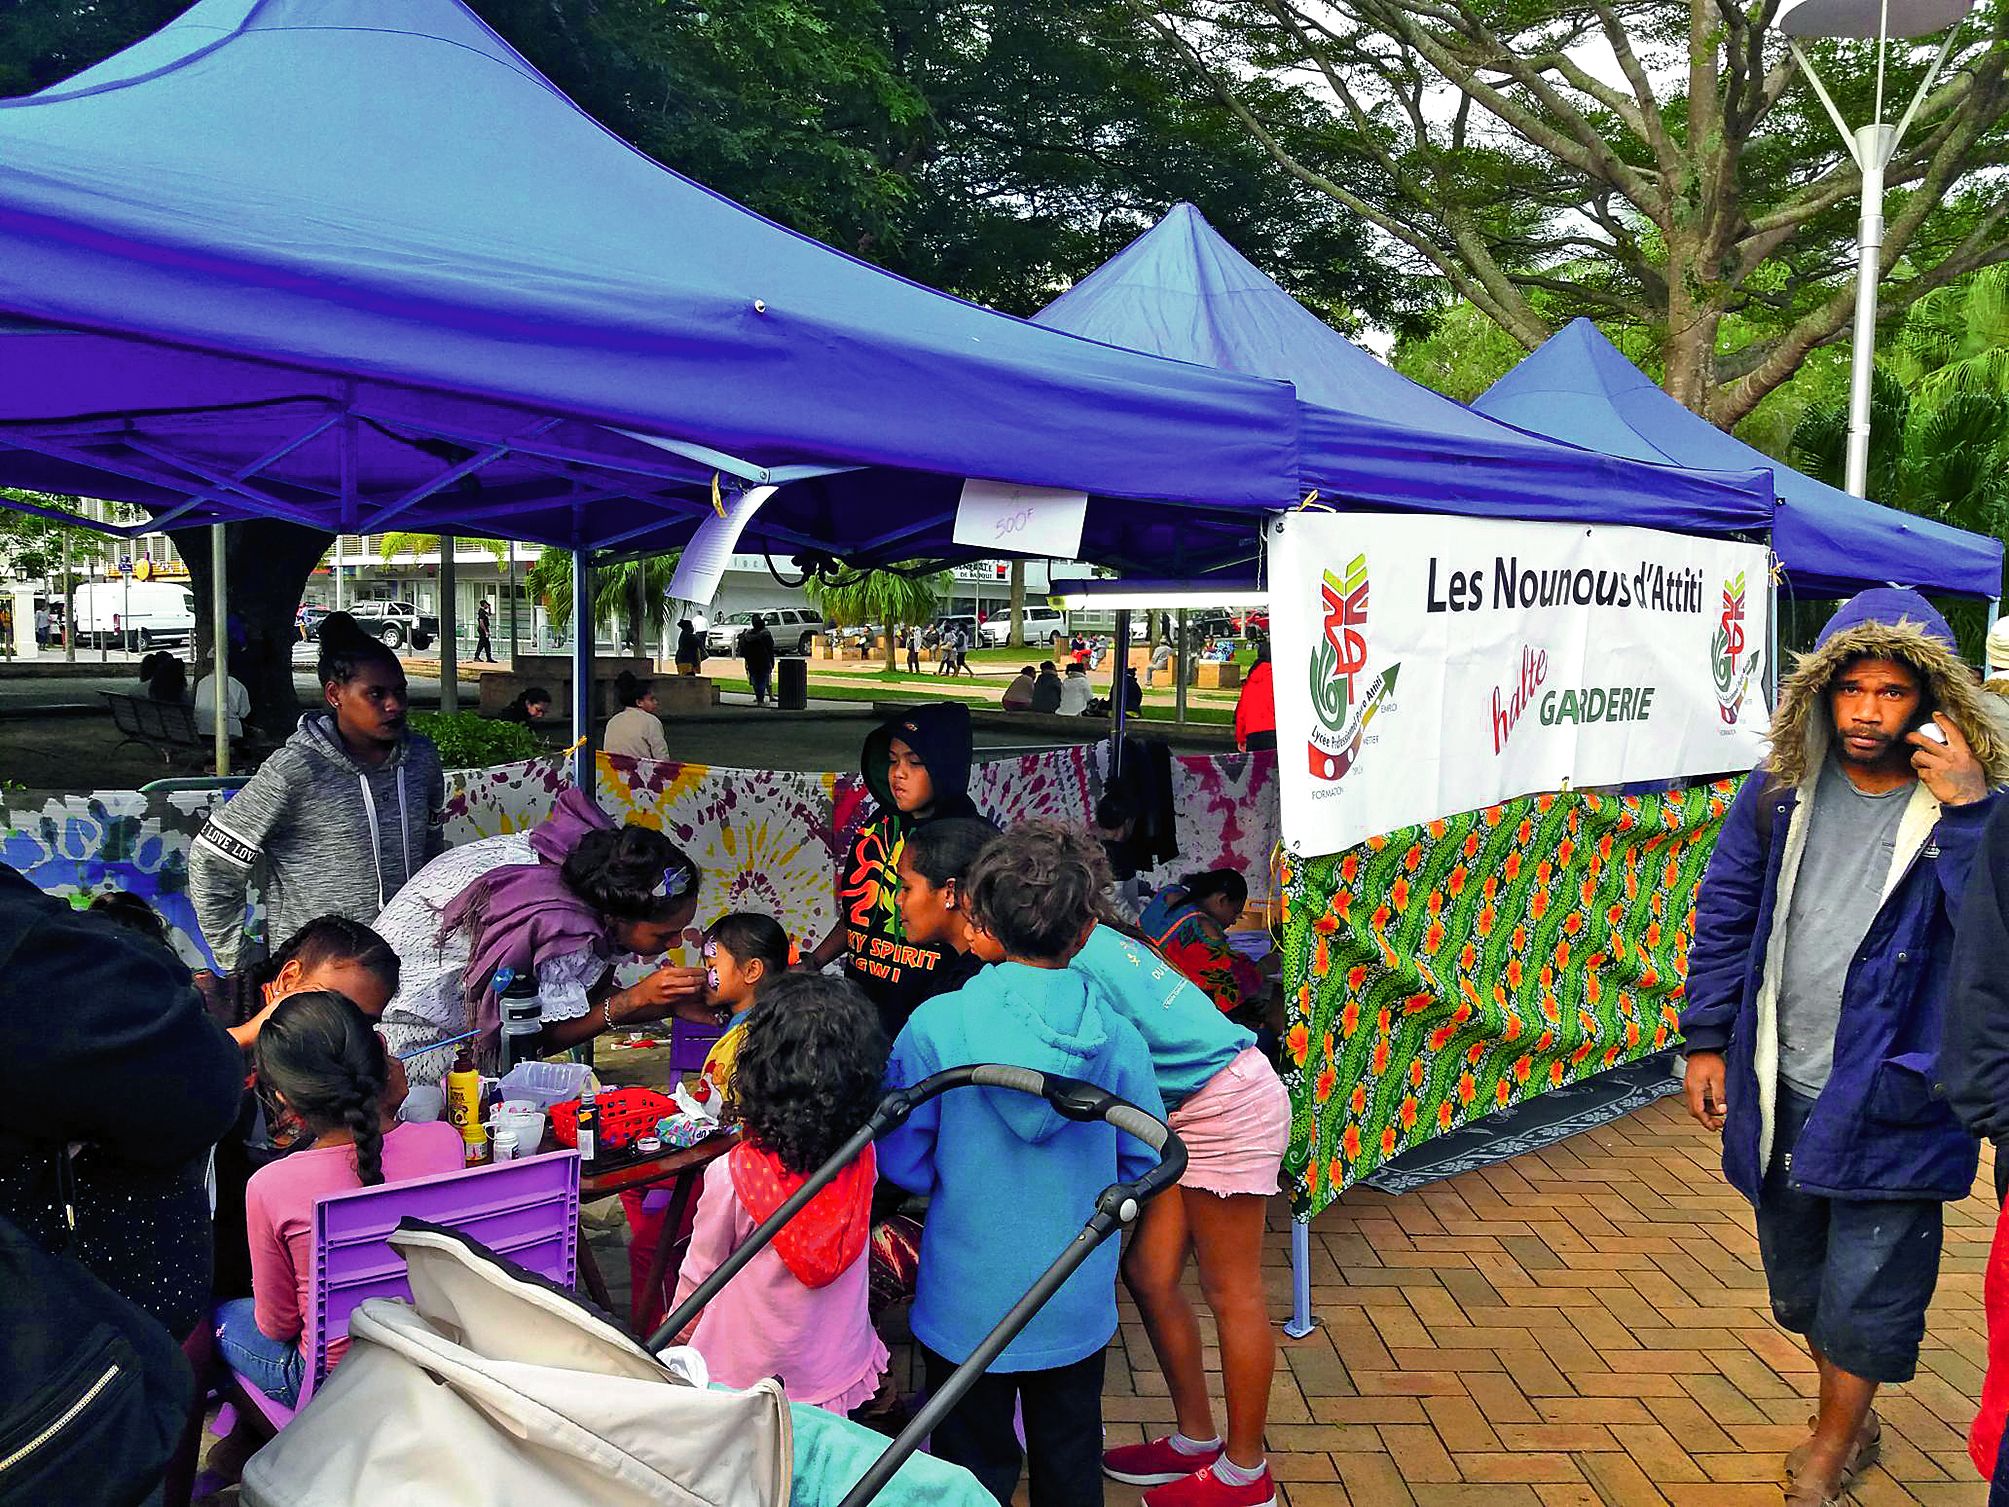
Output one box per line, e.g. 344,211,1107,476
575,1084,598,1167
447,1047,487,1166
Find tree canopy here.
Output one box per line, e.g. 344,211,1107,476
1130,0,2009,421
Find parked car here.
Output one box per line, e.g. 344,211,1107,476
1232,609,1270,637
977,605,1068,647
705,607,826,657
347,599,436,651
72,579,194,650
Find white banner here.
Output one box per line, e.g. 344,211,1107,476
1270,512,1770,856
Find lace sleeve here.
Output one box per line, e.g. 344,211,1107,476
534,948,610,1025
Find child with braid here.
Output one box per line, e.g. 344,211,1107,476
215,992,461,1406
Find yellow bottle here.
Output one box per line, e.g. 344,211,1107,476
447,1047,487,1166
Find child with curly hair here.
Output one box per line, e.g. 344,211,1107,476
668,973,890,1414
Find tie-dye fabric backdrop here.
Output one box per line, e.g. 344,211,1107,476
1280,776,1738,1217
5,740,1270,965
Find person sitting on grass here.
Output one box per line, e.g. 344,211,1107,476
1057,663,1093,716
1001,664,1038,712
879,820,1164,1507
669,973,890,1416
1031,662,1063,714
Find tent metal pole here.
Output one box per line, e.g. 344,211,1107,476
1286,1220,1315,1337
1766,571,1781,712
1110,609,1131,780
438,534,459,714
571,548,595,789
1989,595,2004,676
507,541,518,665
212,523,230,776
1174,608,1188,725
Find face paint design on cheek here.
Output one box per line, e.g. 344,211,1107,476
703,939,720,995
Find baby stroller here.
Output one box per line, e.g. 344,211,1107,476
239,1064,1185,1507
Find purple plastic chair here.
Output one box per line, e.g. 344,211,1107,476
669,1015,726,1079
224,1150,581,1434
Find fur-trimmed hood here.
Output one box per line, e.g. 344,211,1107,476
1768,588,2009,789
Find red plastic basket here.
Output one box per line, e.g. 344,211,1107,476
549,1087,677,1153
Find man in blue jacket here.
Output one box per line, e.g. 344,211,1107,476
1682,589,2005,1506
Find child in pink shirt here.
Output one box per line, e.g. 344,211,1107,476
216,991,463,1406
671,973,888,1414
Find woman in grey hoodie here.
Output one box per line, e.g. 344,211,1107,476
190,615,445,972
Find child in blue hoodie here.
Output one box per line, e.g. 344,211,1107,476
879,821,1165,1507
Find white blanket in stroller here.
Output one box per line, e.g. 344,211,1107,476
242,1223,791,1506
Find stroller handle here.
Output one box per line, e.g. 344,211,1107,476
648,1065,1184,1507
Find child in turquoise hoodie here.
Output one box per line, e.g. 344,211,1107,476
879,822,1164,1507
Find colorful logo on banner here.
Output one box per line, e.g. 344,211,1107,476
1710,571,1760,726
1308,554,1400,782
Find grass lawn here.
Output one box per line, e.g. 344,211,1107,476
709,670,1234,724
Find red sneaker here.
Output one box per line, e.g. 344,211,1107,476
1101,1435,1223,1486
1142,1463,1277,1507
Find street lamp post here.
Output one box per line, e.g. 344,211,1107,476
1779,0,1973,496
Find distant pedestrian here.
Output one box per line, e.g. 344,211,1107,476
675,618,704,675
1235,644,1275,752
34,604,50,648
906,628,921,675
1147,639,1173,688
1683,590,2004,1507
952,627,974,678
474,598,494,662
741,614,777,706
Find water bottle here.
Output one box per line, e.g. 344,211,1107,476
497,966,542,1072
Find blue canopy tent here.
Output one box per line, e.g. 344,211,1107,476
0,0,1310,566
1022,204,1775,547
1473,318,2004,600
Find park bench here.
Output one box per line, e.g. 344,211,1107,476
102,691,216,766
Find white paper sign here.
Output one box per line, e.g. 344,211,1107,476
1270,512,1770,857
953,479,1089,558
667,484,777,606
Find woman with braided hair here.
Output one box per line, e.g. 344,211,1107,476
213,992,462,1408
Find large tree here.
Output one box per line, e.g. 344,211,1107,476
1129,0,2009,423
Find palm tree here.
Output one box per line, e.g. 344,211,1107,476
1790,364,2009,655
523,548,682,658
807,565,950,672
1890,265,2009,405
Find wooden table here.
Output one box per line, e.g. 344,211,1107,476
575,1132,734,1335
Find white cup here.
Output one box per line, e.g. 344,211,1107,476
492,1100,547,1151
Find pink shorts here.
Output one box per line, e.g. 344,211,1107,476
1167,1046,1289,1199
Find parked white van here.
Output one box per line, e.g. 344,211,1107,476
978,605,1068,646
72,579,196,649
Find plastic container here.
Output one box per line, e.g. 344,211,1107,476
551,1086,678,1153
494,1060,594,1111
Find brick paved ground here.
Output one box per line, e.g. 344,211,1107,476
206,1085,1991,1505
1069,1093,1997,1507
